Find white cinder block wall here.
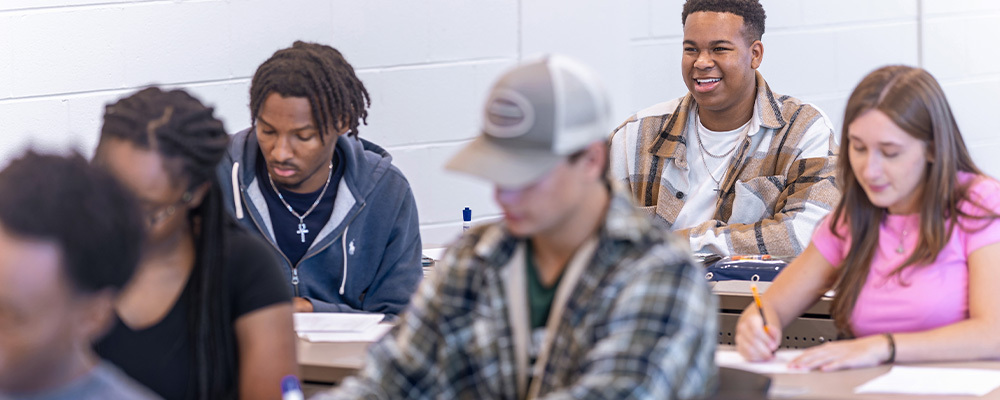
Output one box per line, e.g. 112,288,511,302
1,1,999,246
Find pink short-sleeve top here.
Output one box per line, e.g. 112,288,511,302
811,172,1000,338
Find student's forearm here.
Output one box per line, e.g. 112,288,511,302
235,304,297,400
308,298,361,313
684,194,833,257
761,244,837,328
893,319,1000,363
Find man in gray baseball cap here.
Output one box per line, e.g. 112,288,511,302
320,55,717,400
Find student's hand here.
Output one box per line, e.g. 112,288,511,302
293,297,314,313
788,335,892,372
735,304,782,361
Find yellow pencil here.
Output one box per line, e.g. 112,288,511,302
751,284,770,334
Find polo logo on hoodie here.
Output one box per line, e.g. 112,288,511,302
349,240,356,255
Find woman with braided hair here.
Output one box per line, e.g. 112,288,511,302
93,87,296,400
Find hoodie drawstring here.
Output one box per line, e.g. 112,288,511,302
231,162,244,220
340,225,349,295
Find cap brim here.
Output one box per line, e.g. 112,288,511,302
445,135,564,188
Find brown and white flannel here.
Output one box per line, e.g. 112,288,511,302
609,72,840,257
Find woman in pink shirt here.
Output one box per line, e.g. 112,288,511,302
735,65,1000,371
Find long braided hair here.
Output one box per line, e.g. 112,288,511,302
250,40,371,139
98,87,235,399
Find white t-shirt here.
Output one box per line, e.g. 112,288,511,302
673,107,754,230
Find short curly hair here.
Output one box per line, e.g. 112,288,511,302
0,151,144,295
682,0,766,43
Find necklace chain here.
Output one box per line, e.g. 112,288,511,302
892,221,909,254
267,162,334,243
695,123,742,159
700,151,724,187
693,113,746,190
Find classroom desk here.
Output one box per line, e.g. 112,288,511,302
296,281,834,385
713,280,837,349
297,324,391,384
300,340,1000,398
766,360,1000,399
298,340,365,384
299,324,1000,399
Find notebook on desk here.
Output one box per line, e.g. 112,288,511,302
294,312,389,343
294,312,383,333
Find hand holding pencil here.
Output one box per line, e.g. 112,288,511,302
735,284,782,361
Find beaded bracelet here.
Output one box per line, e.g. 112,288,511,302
884,333,896,364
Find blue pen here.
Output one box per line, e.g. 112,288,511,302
281,375,304,400
463,207,472,232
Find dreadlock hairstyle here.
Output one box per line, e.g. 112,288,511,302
682,0,767,43
98,87,235,399
250,41,371,140
829,65,995,338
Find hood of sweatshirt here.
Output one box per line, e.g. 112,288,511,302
224,127,400,297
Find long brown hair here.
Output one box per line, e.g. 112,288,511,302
829,65,989,337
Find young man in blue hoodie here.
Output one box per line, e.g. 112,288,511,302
217,41,422,318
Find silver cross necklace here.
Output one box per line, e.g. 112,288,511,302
267,161,334,243
694,113,746,193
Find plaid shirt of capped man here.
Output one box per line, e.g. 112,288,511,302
316,189,718,400
609,71,840,257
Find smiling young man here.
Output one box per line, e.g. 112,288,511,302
318,56,716,400
610,0,840,257
217,41,422,317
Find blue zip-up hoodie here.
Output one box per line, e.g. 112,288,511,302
217,128,423,317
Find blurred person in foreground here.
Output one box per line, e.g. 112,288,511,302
317,55,717,400
0,152,159,400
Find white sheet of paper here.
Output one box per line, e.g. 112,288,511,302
422,247,447,261
298,323,394,343
293,312,383,333
715,349,808,374
854,366,1000,396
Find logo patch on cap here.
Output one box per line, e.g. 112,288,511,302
483,88,535,139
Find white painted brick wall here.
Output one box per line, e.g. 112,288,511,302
1,0,998,245
923,2,1000,165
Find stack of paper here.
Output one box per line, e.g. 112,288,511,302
855,366,1000,396
294,313,389,343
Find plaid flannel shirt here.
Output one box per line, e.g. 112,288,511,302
609,72,840,257
317,190,717,400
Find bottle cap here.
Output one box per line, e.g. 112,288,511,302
281,375,303,399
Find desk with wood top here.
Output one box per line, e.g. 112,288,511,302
298,339,368,384
297,282,1000,399
300,339,1000,399
767,360,1000,399
297,281,835,385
